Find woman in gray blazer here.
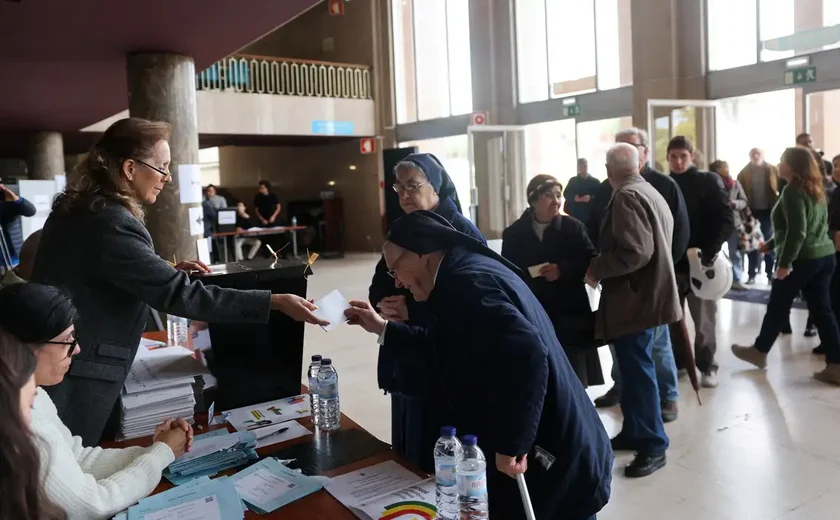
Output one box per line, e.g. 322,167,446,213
31,118,328,445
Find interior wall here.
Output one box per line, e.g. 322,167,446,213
218,140,384,252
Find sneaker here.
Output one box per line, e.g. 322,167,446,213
814,363,840,386
594,386,620,408
677,368,688,380
731,344,768,369
625,452,667,478
746,276,756,285
813,344,826,355
661,400,679,423
805,325,818,338
731,281,747,291
701,371,719,388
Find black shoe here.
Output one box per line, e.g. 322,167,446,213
594,387,620,408
746,276,756,285
625,452,667,478
610,434,642,452
813,344,826,355
781,323,792,335
805,325,818,338
661,400,679,423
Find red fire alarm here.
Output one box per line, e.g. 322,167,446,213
471,111,488,125
360,137,376,154
328,0,344,16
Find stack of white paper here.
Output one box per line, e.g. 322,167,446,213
119,343,208,439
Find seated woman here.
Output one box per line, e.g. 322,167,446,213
0,329,66,520
0,283,194,520
502,174,603,387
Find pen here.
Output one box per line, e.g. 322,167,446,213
261,427,290,440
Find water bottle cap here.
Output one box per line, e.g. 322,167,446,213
461,434,477,446
311,355,322,362
321,358,332,366
440,426,456,437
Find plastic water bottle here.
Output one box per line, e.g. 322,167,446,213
457,435,489,519
166,315,189,348
317,358,340,431
307,355,322,426
434,426,463,520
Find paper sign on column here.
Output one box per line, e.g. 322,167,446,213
54,174,67,193
312,290,352,331
33,194,51,212
178,164,203,204
196,238,211,265
188,206,204,237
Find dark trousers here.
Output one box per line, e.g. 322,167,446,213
613,328,669,455
833,253,840,336
755,255,840,363
748,209,775,277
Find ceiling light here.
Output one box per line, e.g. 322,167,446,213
348,165,357,170
328,181,336,186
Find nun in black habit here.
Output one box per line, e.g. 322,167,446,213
367,152,485,473
348,211,612,520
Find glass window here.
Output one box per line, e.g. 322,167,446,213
399,136,473,217
708,0,757,71
595,0,633,90
413,1,450,120
446,0,473,115
576,117,633,180
523,119,578,187
759,0,795,62
515,0,549,103
546,0,597,97
391,0,417,123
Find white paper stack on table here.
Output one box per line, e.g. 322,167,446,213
223,394,314,448
120,475,247,520
119,342,209,440
232,457,323,514
324,460,436,520
163,429,259,485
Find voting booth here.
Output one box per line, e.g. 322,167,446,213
193,258,309,410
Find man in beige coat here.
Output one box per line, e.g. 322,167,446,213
587,143,682,479
737,148,779,282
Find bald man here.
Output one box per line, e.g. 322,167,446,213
586,143,681,478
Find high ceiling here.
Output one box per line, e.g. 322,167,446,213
0,0,320,135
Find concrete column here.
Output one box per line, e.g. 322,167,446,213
127,53,200,263
27,131,65,180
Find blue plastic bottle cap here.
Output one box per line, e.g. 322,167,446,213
461,434,477,446
321,358,332,366
440,426,456,437
311,355,322,362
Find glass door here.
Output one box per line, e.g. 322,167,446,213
647,100,719,172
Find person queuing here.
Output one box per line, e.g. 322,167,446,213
732,147,840,385
31,118,328,445
813,155,840,356
711,160,749,290
0,283,196,520
667,136,734,388
588,128,688,423
368,153,484,473
348,211,612,520
502,174,603,387
0,181,37,268
0,329,66,520
586,143,681,478
564,158,601,224
204,184,227,210
738,148,780,285
254,180,282,226
0,229,40,287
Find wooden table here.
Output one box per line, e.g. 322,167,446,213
212,225,307,262
107,333,426,519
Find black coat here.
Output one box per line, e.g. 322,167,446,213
383,246,612,520
501,210,604,386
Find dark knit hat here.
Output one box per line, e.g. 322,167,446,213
0,283,77,344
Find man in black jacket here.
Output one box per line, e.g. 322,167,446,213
588,128,689,421
667,136,734,388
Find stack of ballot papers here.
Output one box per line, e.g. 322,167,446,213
163,429,259,485
116,475,247,520
120,343,209,439
232,457,323,514
324,460,436,520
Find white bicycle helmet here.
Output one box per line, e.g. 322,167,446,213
687,247,733,300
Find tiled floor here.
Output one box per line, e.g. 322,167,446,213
305,255,840,520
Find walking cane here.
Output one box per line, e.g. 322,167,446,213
516,473,537,520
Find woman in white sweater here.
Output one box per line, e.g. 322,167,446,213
0,283,194,520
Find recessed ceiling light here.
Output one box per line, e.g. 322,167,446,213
328,181,336,186
348,165,357,170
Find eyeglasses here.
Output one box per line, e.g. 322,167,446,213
132,158,172,181
393,182,427,193
44,336,78,359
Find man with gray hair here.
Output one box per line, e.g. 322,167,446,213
587,142,682,478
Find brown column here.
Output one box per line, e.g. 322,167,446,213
27,131,65,180
127,53,200,263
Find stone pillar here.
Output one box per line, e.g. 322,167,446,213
27,131,65,180
127,53,200,263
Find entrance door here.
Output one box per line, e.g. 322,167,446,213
646,99,719,172
805,87,840,160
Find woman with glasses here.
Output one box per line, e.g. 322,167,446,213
30,118,328,446
0,283,195,520
368,152,485,472
502,174,603,387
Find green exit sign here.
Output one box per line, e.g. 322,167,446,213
563,104,582,117
784,66,817,85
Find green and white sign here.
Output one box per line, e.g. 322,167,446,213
562,104,582,117
784,66,817,85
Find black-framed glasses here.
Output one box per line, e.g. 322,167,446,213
132,158,172,181
393,181,427,193
44,336,78,359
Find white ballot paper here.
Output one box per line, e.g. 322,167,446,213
324,460,422,509
225,395,311,432
528,263,549,278
312,290,352,332
254,421,312,449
